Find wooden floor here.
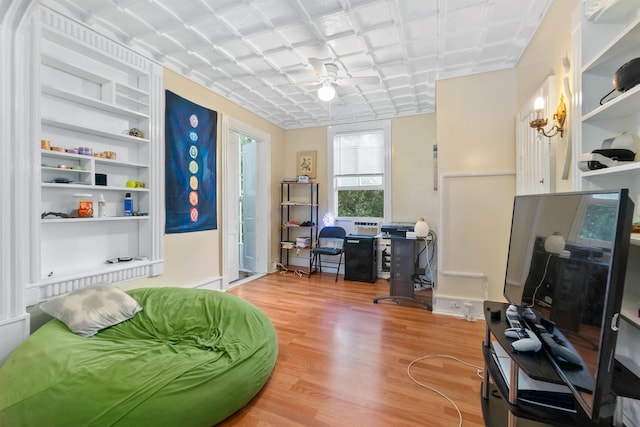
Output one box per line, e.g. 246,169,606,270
223,271,488,427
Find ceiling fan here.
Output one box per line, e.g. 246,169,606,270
299,58,381,101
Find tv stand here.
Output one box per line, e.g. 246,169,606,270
481,301,623,427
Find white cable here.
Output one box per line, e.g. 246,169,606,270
527,253,552,308
407,354,484,427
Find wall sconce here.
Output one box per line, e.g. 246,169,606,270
529,94,566,138
317,83,336,102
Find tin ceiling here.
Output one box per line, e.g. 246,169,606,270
43,0,553,129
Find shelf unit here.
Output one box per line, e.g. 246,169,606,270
279,182,319,275
28,6,164,303
573,0,640,329
571,3,640,423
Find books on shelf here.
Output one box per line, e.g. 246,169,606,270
296,237,310,248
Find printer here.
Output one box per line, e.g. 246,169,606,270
380,222,415,237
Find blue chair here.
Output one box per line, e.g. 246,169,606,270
311,226,346,281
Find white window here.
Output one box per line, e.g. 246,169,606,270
569,193,619,250
328,120,391,220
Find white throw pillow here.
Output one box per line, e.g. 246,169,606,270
40,283,142,337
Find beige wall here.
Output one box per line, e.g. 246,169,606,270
282,115,438,227
391,114,438,228
435,69,517,302
434,0,580,304
124,68,285,290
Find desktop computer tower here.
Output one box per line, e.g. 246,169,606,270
344,235,376,283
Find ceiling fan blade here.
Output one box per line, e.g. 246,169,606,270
337,76,380,86
308,58,327,76
297,82,322,90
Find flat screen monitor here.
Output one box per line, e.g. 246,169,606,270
502,189,633,420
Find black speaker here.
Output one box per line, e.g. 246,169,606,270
344,235,376,283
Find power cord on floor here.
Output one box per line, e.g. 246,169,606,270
407,354,484,427
276,263,304,277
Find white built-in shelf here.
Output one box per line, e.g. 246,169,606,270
94,157,149,169
42,85,149,120
41,54,109,85
41,182,150,192
582,15,640,71
582,84,640,122
42,117,150,144
41,165,90,173
582,85,640,122
41,216,149,224
41,149,149,169
581,161,640,178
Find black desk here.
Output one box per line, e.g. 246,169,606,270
373,236,431,310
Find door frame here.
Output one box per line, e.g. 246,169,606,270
221,115,271,289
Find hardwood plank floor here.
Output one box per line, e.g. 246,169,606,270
223,271,488,427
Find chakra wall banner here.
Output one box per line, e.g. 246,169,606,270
165,90,218,234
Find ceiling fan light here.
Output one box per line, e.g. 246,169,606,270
317,84,336,102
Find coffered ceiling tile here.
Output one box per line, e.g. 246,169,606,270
443,5,485,33
388,86,416,98
231,56,272,74
363,27,400,50
297,0,345,17
483,22,525,45
395,0,438,18
402,17,438,41
276,22,317,46
217,5,268,37
314,11,354,37
246,30,287,55
339,53,375,73
264,49,306,70
43,0,553,129
370,45,404,64
216,39,256,61
352,2,394,28
253,0,301,24
327,34,367,57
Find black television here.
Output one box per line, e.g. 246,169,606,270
502,189,633,420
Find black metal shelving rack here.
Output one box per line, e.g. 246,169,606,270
279,181,319,275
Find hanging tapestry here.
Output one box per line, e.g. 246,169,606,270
165,90,218,233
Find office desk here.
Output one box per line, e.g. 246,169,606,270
373,236,431,310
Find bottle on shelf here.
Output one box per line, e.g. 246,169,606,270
123,193,133,216
98,194,106,218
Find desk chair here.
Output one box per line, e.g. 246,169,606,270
312,226,346,281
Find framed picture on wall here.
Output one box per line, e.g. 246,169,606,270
296,150,317,178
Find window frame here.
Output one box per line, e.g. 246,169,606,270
327,120,391,222
568,194,619,250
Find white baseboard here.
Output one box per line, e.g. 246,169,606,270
0,314,30,366
432,296,485,321
194,277,223,291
